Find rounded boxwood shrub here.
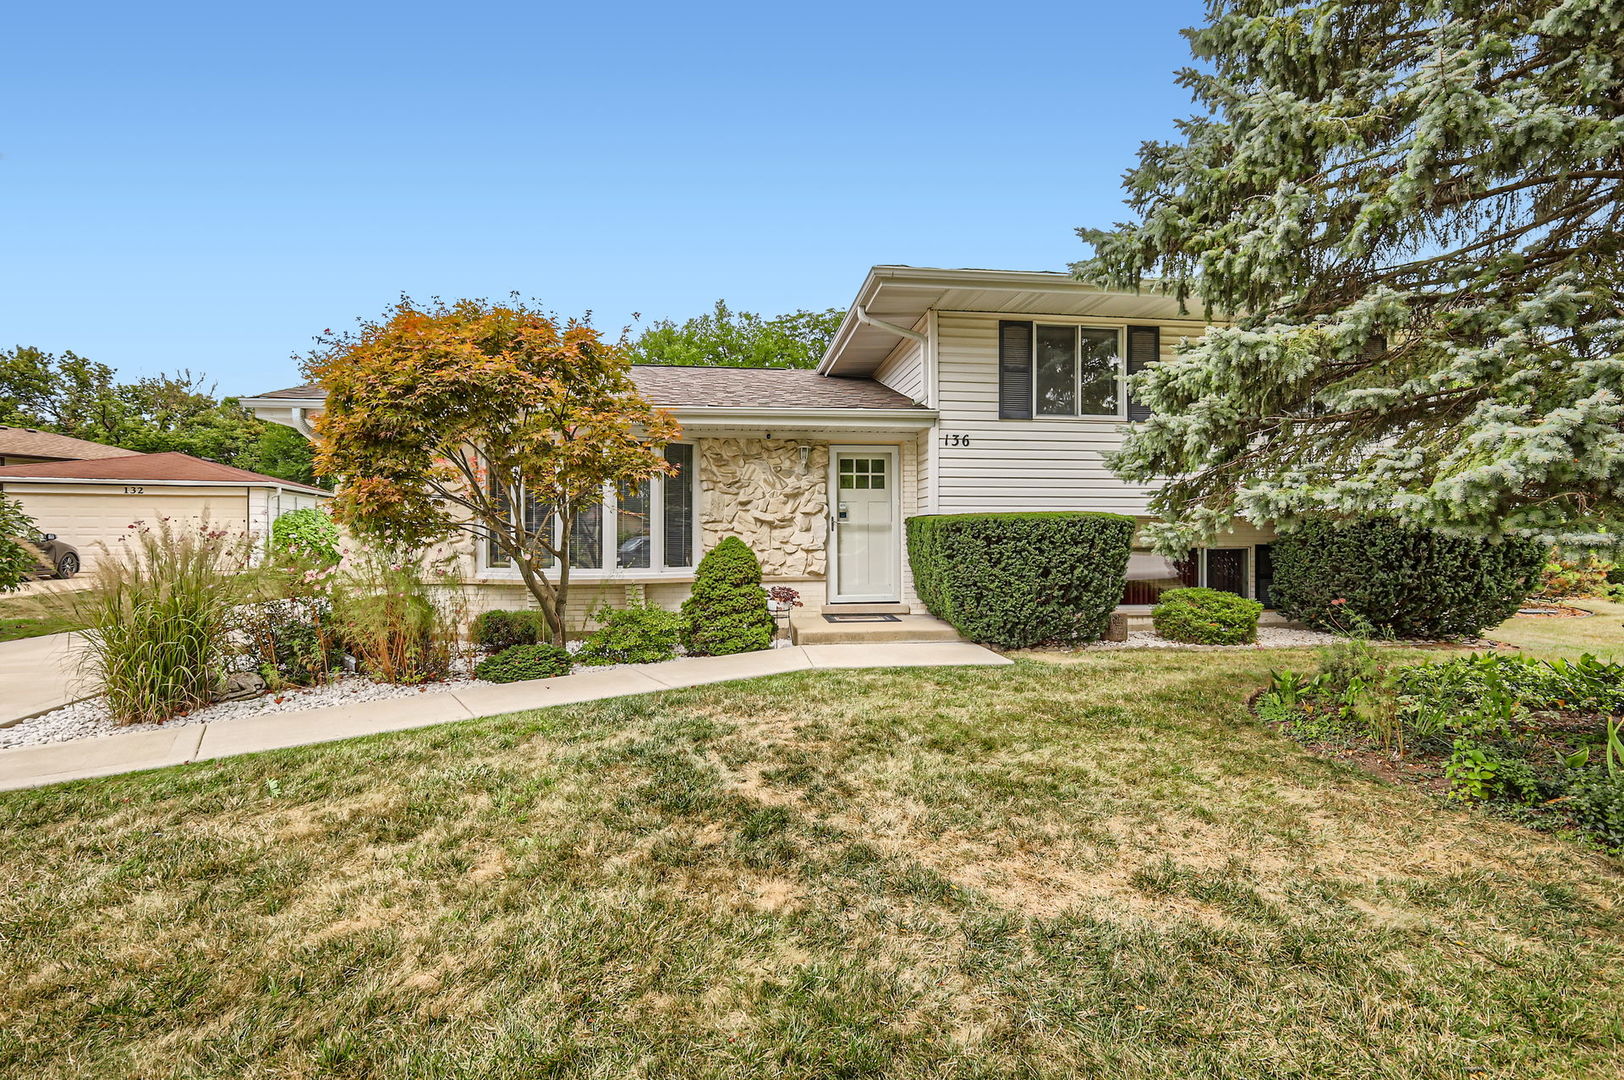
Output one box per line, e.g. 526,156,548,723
472,609,548,653
1270,519,1545,638
474,643,572,683
906,511,1135,648
680,536,776,656
1152,587,1262,645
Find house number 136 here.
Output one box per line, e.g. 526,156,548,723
941,433,971,448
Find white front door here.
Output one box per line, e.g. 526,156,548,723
829,448,899,603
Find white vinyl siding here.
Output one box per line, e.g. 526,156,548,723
933,312,1207,515
871,335,926,403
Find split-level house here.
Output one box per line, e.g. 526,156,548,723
242,266,1277,637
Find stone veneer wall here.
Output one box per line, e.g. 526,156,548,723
698,438,828,578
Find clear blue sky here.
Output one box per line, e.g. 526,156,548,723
2,1,1205,395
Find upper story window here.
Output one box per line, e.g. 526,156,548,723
999,320,1161,421
486,442,697,576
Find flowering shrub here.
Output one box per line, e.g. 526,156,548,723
269,507,342,566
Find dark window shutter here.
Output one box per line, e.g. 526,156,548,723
998,321,1033,419
1126,325,1160,421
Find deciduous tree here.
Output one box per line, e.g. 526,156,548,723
1077,1,1624,551
629,300,843,369
306,298,680,644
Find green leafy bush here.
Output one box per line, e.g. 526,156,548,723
1151,587,1262,645
269,507,341,566
1565,770,1624,848
578,602,682,665
1269,519,1543,638
0,494,38,593
906,512,1134,648
232,597,341,688
1533,548,1615,601
472,609,548,653
680,537,775,656
474,643,572,683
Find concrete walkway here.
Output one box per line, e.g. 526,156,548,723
0,632,90,727
0,642,1011,792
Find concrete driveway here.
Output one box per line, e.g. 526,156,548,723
0,632,90,727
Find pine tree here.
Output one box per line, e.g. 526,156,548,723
1077,1,1624,551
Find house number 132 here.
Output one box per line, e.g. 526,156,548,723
941,433,971,448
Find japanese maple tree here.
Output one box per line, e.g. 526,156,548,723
306,298,680,644
1078,1,1624,552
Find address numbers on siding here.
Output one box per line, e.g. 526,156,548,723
940,433,972,448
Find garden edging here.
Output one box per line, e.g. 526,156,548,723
0,642,1010,792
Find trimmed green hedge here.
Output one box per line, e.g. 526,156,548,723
1152,587,1262,645
472,609,547,653
906,511,1134,648
474,643,572,683
680,537,775,656
1270,519,1545,638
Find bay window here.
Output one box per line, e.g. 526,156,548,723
485,442,698,575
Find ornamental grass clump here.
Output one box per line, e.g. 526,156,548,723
680,537,774,656
61,519,253,724
331,549,467,684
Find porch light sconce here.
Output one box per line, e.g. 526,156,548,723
798,445,812,473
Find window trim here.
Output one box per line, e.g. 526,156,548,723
1016,321,1129,421
478,443,702,581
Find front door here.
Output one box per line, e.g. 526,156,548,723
830,449,899,602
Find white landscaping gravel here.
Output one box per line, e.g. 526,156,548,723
0,643,656,751
1083,626,1343,650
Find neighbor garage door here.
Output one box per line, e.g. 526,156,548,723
5,484,251,574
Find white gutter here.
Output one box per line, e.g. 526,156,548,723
0,476,331,496
853,305,926,344
667,406,936,430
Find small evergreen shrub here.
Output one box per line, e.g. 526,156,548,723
906,512,1134,648
474,643,573,683
1269,519,1543,638
269,507,341,565
1152,587,1262,645
680,537,775,656
472,609,547,653
577,601,682,665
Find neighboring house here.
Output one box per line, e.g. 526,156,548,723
0,425,140,468
241,265,1275,627
0,452,330,574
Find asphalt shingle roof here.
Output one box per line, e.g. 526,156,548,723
0,452,329,494
248,366,925,411
0,426,140,462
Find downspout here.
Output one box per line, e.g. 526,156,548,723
854,306,926,344
290,407,315,438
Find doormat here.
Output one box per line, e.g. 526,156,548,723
822,613,901,623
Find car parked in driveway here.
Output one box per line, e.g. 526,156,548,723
25,528,79,578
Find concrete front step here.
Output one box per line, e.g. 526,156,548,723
790,610,964,645
819,601,912,616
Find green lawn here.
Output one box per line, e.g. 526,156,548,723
3,651,1621,1079
0,594,82,642
1482,595,1624,662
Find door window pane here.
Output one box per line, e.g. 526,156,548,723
1035,325,1077,416
617,481,651,569
662,443,694,568
1205,548,1248,596
1077,328,1120,415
